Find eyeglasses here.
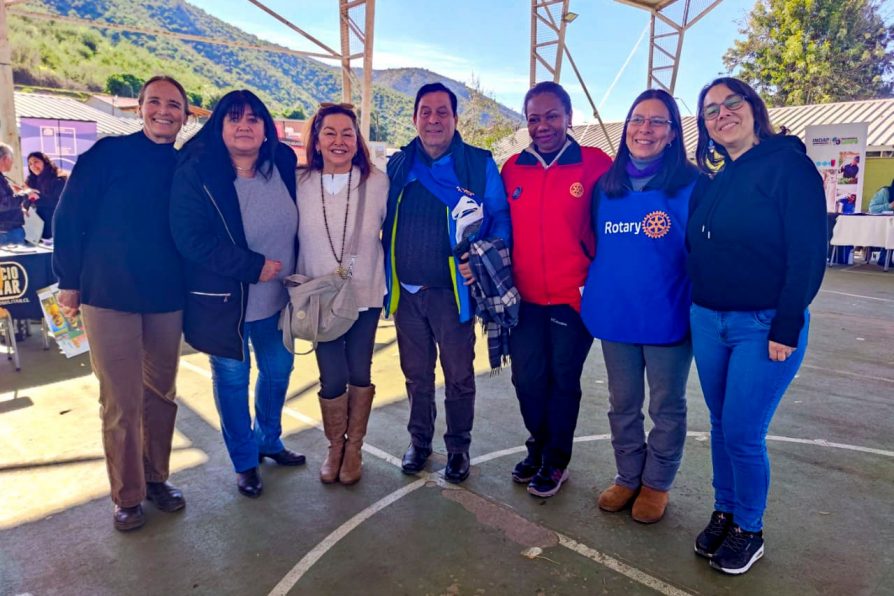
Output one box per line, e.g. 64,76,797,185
627,116,673,128
702,94,747,120
319,102,355,110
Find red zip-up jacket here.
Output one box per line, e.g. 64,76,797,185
501,140,611,311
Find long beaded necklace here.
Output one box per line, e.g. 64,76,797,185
320,168,352,279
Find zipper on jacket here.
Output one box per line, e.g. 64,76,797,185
202,184,246,358
538,167,551,304
189,291,231,302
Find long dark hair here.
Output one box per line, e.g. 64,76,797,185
182,89,279,180
600,89,688,198
303,103,372,181
695,77,776,174
25,151,65,189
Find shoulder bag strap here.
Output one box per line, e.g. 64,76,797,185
345,176,367,277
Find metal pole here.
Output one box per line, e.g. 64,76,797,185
359,0,374,140
0,0,22,184
339,2,352,105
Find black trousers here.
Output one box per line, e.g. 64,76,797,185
509,302,593,469
394,287,475,453
315,308,382,399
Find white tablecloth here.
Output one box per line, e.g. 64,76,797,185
830,215,894,249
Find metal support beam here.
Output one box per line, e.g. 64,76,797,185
0,0,22,184
529,0,570,86
339,0,374,139
640,0,723,94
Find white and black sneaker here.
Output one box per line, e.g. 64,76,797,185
709,524,764,575
694,510,734,558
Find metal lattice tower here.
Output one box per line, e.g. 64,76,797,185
339,0,375,139
616,0,723,94
529,0,571,87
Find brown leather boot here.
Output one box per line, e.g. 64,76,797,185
339,384,375,485
632,485,669,524
597,483,639,512
319,393,348,484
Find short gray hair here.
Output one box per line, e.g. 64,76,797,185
0,143,13,160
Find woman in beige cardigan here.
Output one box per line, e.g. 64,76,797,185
297,103,389,484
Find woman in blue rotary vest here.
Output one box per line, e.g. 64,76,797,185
581,89,697,524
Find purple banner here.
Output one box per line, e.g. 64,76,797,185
19,118,97,176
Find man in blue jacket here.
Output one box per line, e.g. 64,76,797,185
384,83,510,483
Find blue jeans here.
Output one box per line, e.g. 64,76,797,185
601,339,691,492
209,313,294,472
0,227,26,245
690,304,809,532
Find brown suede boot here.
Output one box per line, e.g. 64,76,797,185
597,484,639,512
631,486,669,524
318,393,348,484
339,384,375,485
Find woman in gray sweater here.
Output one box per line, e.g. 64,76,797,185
297,103,388,485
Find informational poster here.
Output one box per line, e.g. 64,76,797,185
805,123,869,214
18,118,98,175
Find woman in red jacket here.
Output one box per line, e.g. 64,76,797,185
501,81,612,498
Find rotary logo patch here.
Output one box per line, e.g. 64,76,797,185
642,210,671,239
569,182,584,198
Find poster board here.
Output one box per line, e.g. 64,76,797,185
805,123,869,214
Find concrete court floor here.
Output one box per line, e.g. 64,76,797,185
0,265,892,596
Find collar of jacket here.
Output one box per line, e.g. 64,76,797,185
394,131,473,189
516,137,582,167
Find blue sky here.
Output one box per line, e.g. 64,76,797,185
186,0,760,123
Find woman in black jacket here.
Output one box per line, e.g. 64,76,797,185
687,77,827,575
54,75,190,532
170,90,303,499
26,152,67,244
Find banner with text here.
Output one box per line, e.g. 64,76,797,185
805,122,869,214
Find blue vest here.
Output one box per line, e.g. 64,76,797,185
581,182,694,344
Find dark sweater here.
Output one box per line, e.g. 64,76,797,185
686,135,827,347
394,173,453,288
0,176,25,232
53,131,184,313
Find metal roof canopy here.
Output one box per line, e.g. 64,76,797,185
494,97,894,164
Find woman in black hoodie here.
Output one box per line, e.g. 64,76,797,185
686,78,826,575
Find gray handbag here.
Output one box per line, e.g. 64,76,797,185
281,180,366,352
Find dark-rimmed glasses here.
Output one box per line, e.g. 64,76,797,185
702,94,746,120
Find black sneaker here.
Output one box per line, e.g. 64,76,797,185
511,457,540,484
695,510,734,558
526,467,569,498
710,524,764,575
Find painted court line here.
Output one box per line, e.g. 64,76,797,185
819,289,894,303
267,477,429,596
179,357,891,594
557,533,693,596
800,363,894,384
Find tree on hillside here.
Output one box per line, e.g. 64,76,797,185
458,76,520,151
105,73,144,98
723,0,894,105
282,106,307,120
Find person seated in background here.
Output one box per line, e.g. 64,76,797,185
868,178,894,214
0,143,29,245
26,152,68,245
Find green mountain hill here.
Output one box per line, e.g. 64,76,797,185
8,0,522,146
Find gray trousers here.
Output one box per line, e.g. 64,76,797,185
394,287,475,453
601,339,692,492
